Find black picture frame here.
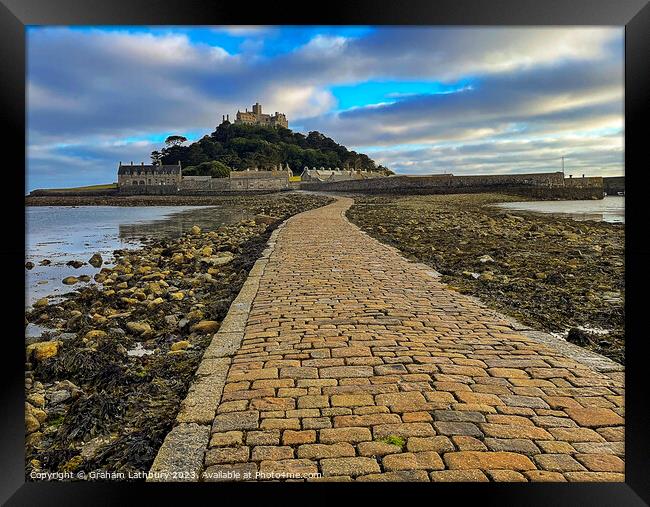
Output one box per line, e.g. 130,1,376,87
2,0,648,504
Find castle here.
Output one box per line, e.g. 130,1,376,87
230,102,288,128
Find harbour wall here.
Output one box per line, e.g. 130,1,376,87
299,172,604,200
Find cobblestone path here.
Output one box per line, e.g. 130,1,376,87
202,197,624,482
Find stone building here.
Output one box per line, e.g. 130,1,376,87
117,161,182,187
234,103,288,128
228,167,291,191
300,167,381,182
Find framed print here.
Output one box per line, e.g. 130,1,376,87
2,0,649,504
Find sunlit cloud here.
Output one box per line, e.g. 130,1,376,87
26,26,623,190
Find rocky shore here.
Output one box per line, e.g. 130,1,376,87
24,193,332,480
25,193,293,207
347,193,624,364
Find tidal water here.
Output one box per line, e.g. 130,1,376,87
25,205,252,307
496,196,624,224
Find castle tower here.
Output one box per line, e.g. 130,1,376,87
252,102,262,115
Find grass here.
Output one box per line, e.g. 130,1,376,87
43,183,118,192
379,435,406,448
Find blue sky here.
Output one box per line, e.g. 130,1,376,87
26,26,623,190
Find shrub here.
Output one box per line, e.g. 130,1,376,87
183,160,231,178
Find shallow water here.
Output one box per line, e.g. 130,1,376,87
25,205,252,305
495,196,624,224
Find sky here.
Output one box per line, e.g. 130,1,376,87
26,25,624,190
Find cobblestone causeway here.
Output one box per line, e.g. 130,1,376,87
199,197,625,482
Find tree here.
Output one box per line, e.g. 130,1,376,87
150,150,162,165
164,135,188,147
157,123,380,174
183,160,231,178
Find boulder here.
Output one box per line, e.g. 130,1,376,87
27,393,45,408
83,330,107,341
62,276,79,285
33,298,49,308
26,402,47,424
25,413,40,434
170,340,191,351
190,225,201,235
191,320,220,334
27,341,61,362
25,262,35,270
88,253,103,268
254,214,278,225
126,321,152,335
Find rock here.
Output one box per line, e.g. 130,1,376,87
33,298,49,308
170,340,191,351
212,252,234,266
164,315,179,327
39,259,51,266
81,436,113,460
190,225,201,235
200,246,213,256
172,253,185,265
170,292,185,301
78,275,91,282
126,321,152,335
254,214,278,225
27,393,45,408
479,271,495,282
83,329,107,341
26,413,40,434
62,276,79,285
61,456,83,472
566,328,594,346
88,253,103,268
91,314,108,324
26,432,42,448
191,320,220,334
478,255,494,263
66,260,85,269
25,262,35,270
48,389,71,405
27,341,61,362
535,272,547,280
26,402,47,424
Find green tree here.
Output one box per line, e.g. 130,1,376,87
164,135,188,147
183,160,230,178
150,150,162,165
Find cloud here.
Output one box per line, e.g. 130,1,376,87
26,26,623,189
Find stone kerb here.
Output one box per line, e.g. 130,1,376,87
147,221,287,482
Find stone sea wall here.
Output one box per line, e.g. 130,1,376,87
603,176,625,195
300,172,604,199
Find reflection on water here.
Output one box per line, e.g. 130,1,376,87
118,206,250,241
25,205,254,306
496,196,624,224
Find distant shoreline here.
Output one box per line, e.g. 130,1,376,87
24,193,292,207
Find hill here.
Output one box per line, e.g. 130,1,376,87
156,122,390,174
